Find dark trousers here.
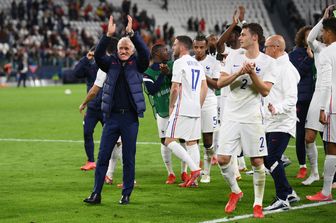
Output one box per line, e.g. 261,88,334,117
264,132,293,200
296,101,310,165
17,72,27,87
93,111,139,197
83,108,104,162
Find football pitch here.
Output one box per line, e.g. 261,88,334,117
0,85,335,223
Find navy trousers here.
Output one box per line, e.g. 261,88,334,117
264,132,293,200
296,101,310,165
83,108,104,162
93,111,139,197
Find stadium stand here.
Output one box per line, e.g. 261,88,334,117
0,0,331,86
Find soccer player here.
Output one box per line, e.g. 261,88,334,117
217,7,248,174
263,35,301,211
217,23,277,218
307,17,336,202
165,35,208,187
192,34,221,183
143,43,189,184
73,47,103,171
289,26,315,179
303,6,336,186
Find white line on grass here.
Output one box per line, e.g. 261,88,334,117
0,138,160,145
199,200,336,223
0,138,323,148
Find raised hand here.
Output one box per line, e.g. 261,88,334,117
107,15,116,37
324,4,336,19
159,63,170,75
126,15,133,33
238,6,245,22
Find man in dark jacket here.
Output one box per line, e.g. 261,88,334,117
73,47,103,171
289,26,315,179
83,15,150,205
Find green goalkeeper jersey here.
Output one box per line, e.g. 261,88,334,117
143,61,173,118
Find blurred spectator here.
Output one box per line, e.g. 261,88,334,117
122,0,131,14
187,17,193,31
162,0,168,11
132,3,138,17
199,18,206,33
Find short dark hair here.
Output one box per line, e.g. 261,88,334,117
151,43,165,58
294,25,312,47
226,24,242,35
323,17,336,35
242,23,264,44
176,35,193,50
194,34,208,44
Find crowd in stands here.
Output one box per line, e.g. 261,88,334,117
0,0,175,82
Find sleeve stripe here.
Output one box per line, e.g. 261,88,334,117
143,77,154,83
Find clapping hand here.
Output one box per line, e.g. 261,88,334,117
107,15,116,37
159,63,170,75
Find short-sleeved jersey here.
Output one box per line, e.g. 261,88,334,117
221,49,277,123
196,55,221,110
94,69,107,87
172,54,206,117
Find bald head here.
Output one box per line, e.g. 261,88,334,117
264,35,286,58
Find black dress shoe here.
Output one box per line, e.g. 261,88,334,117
119,195,130,205
83,193,101,204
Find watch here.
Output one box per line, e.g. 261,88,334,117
126,30,134,37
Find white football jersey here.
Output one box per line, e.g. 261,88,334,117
172,54,206,117
221,49,277,123
196,55,221,110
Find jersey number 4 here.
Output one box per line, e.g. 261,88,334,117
191,69,200,91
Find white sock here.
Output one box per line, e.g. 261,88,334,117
252,164,266,207
167,141,199,171
203,145,214,175
219,157,241,194
106,144,121,178
213,131,219,154
322,155,336,196
238,156,247,170
300,164,307,168
306,142,318,175
161,143,174,175
180,142,188,173
232,155,241,179
186,144,200,169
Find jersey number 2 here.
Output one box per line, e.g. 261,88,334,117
191,69,200,91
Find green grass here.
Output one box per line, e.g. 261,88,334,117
0,85,335,223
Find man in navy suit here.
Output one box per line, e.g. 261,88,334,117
81,15,150,205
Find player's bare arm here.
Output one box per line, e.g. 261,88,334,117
200,79,208,107
245,62,272,97
79,85,101,114
217,68,244,88
169,82,180,115
206,76,219,90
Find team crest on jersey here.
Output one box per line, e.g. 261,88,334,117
256,66,261,74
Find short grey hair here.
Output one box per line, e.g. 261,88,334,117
117,37,135,52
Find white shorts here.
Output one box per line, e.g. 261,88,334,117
218,96,227,125
306,90,324,132
201,106,219,133
323,113,336,143
156,114,169,138
217,120,268,157
165,115,201,141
